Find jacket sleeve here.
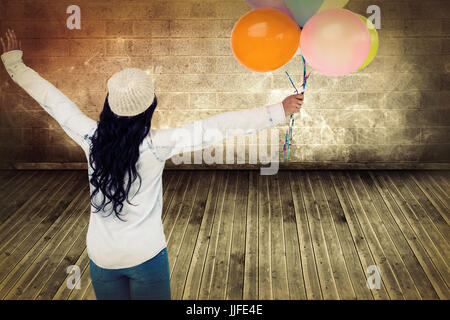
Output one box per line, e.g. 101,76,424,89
1,50,98,151
147,102,287,161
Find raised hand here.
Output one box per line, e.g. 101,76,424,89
0,28,22,54
282,93,304,116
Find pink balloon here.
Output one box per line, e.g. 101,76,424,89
245,0,295,21
300,9,371,76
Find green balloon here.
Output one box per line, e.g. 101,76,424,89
284,0,325,27
357,15,379,71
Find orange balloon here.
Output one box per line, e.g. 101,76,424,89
231,8,301,72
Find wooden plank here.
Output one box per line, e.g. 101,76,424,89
12,161,450,170
258,174,272,299
209,171,238,299
427,171,450,197
288,171,321,300
397,171,450,240
53,247,90,300
69,251,96,301
226,171,249,300
329,171,389,300
161,170,185,222
379,171,450,285
311,171,357,300
333,171,401,299
277,171,306,300
409,171,450,225
0,170,33,198
0,171,76,254
36,220,90,300
0,171,81,280
82,281,97,300
0,170,22,189
267,173,289,299
6,196,90,299
369,171,448,299
0,170,44,224
170,171,213,299
318,171,373,300
358,171,437,299
183,171,224,299
421,171,450,211
167,172,202,278
302,171,339,299
0,186,89,299
162,171,192,241
243,170,259,300
198,171,229,299
390,171,450,257
347,171,420,299
162,170,173,195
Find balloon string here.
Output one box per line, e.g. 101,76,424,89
283,55,311,161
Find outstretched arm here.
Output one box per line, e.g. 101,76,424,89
1,29,97,151
148,93,304,161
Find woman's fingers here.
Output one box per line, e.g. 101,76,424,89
10,29,17,49
0,37,5,53
5,30,11,50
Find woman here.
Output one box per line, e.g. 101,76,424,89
1,29,303,300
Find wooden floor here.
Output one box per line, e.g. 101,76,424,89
0,169,448,300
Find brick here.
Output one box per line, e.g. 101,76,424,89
189,93,216,109
216,57,252,74
421,144,450,161
170,19,235,38
131,39,170,56
321,128,357,145
357,128,421,144
306,92,360,109
170,39,230,56
21,39,70,57
1,20,68,38
403,38,441,55
189,57,216,74
69,39,105,56
152,56,190,74
338,109,386,128
422,128,450,144
22,128,50,145
156,92,190,110
217,93,269,109
383,56,443,73
133,20,170,38
404,20,442,37
66,20,107,39
105,21,133,37
383,92,421,109
105,39,132,56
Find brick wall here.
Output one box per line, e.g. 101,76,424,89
0,0,449,169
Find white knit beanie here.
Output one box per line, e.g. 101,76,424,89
107,68,156,117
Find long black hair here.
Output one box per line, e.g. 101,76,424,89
88,93,157,221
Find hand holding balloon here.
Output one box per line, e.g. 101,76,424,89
282,94,304,116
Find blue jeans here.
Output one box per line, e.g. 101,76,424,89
89,247,171,300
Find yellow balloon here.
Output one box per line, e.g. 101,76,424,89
318,0,349,11
357,15,379,71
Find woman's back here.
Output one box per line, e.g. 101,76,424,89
86,130,168,269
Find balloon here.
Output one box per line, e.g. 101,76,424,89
231,8,301,72
245,0,296,21
300,9,371,76
356,15,379,71
318,0,349,12
283,0,324,27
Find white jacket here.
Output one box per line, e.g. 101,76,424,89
1,49,287,269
